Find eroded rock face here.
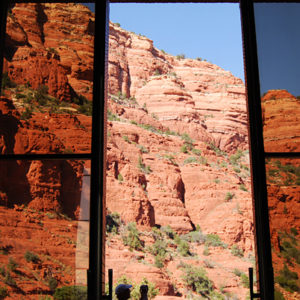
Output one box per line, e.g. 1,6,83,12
4,3,94,101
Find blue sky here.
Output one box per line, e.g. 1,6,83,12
83,3,244,81
255,3,300,96
109,3,244,81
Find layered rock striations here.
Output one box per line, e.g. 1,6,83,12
0,5,256,299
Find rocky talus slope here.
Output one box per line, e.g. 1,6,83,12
0,4,257,299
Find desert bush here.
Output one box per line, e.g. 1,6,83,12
231,245,244,258
176,54,185,60
122,222,143,251
179,263,213,296
137,156,151,174
106,212,122,234
233,268,242,277
7,258,18,272
225,192,234,202
184,157,198,165
240,273,249,288
160,225,175,239
274,288,285,300
0,286,8,299
0,266,5,277
137,145,148,153
182,231,206,245
1,72,16,90
275,264,299,292
15,93,26,99
21,107,33,120
154,255,164,269
205,234,226,248
24,251,40,263
239,184,248,192
177,239,190,257
4,271,16,287
203,246,210,256
291,227,298,236
117,173,123,182
48,277,58,292
53,286,87,300
191,148,201,156
229,149,244,165
180,144,188,153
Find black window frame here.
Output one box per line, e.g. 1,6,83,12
4,0,299,299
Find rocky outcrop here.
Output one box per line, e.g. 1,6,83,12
4,3,94,101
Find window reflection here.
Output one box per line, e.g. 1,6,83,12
265,158,300,298
254,3,300,153
0,159,89,298
1,3,94,154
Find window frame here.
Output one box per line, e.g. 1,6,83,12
4,0,299,299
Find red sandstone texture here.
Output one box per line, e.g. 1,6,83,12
0,5,258,299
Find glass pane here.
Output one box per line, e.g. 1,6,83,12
266,158,300,299
106,3,256,299
1,3,94,154
0,159,90,298
254,3,300,152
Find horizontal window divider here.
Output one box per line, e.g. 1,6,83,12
265,152,300,158
0,153,92,160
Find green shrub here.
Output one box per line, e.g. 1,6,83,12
176,54,185,60
205,234,226,248
0,286,8,299
184,157,198,165
154,255,164,268
179,263,213,296
161,225,175,239
1,72,16,90
122,135,130,143
0,266,5,277
274,288,285,300
4,271,16,287
7,258,18,272
275,264,299,292
240,273,249,288
53,286,87,300
117,173,123,182
229,149,244,165
233,268,242,277
122,222,143,251
15,93,26,99
203,246,210,256
180,144,188,153
225,192,234,201
106,212,122,234
49,277,58,291
191,148,201,156
231,245,244,258
20,107,33,120
290,227,298,236
137,156,151,174
239,184,248,192
177,240,190,257
137,145,148,153
182,231,206,245
24,251,40,263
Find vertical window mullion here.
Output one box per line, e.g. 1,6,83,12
239,0,274,299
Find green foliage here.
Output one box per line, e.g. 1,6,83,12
48,277,58,292
7,258,18,272
0,286,8,299
208,142,226,156
274,288,285,300
182,230,206,245
106,212,122,234
115,22,121,27
239,184,248,192
160,225,175,239
15,93,26,99
76,95,92,116
229,149,244,165
196,57,202,61
117,173,123,182
191,148,201,156
177,239,190,257
225,192,234,201
122,135,130,143
24,251,40,264
184,157,198,165
107,110,120,121
278,231,300,265
275,264,299,292
137,156,151,174
205,234,226,248
122,222,143,251
230,245,244,258
20,107,33,120
154,69,161,76
137,144,149,153
291,227,298,236
203,246,210,256
180,144,188,153
233,268,242,277
1,72,16,90
0,266,5,277
176,54,185,60
35,85,49,105
4,271,16,287
179,262,213,296
240,273,249,288
53,286,87,300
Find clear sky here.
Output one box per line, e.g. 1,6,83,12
109,3,244,81
255,3,300,96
